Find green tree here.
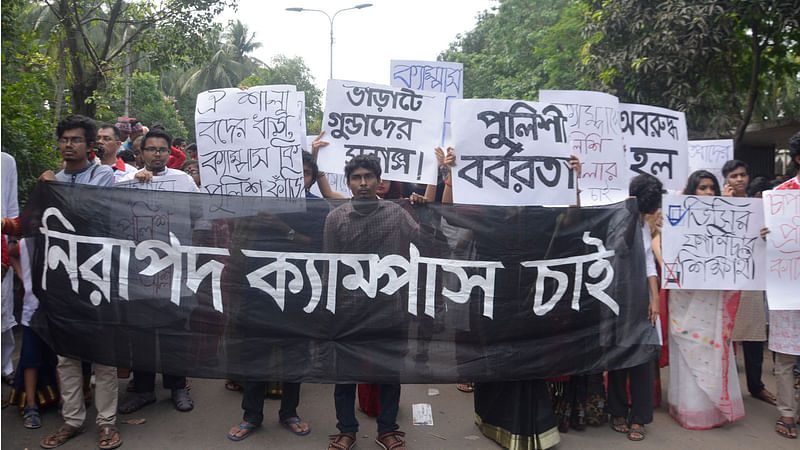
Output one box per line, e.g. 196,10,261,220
2,0,61,202
93,71,188,138
583,0,800,143
27,0,235,117
439,0,587,100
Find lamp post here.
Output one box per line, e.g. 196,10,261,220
286,3,373,80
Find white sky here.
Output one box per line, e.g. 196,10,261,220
217,0,496,92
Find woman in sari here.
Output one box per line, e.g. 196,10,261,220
667,170,745,429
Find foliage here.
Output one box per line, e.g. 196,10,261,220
2,0,61,203
25,0,236,117
439,0,587,100
93,72,188,138
583,0,800,142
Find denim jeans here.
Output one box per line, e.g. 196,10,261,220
334,383,400,434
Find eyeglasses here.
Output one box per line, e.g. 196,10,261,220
143,147,171,154
58,137,85,144
184,169,199,175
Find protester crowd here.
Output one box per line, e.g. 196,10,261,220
1,113,799,450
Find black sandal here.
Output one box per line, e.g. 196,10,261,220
610,416,628,434
628,424,646,441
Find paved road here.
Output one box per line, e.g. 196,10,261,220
2,338,796,450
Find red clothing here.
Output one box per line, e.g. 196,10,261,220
1,235,8,270
167,146,186,169
775,175,800,190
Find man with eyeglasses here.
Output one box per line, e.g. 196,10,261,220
97,124,137,183
119,127,198,193
39,114,122,450
117,126,198,418
39,114,114,186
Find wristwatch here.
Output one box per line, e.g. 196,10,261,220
287,228,296,241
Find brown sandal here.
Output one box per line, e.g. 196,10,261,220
376,431,406,450
98,424,122,450
328,433,356,449
40,423,86,449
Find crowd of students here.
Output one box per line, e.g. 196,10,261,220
1,114,799,449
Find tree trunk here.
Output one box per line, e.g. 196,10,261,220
734,31,762,148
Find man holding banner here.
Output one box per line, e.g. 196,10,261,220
324,155,419,450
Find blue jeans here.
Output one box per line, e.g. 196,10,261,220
334,384,400,434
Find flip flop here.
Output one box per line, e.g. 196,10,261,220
776,419,798,439
227,422,257,441
456,383,474,393
281,417,311,436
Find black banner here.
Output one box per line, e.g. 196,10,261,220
21,182,659,383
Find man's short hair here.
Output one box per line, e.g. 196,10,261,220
747,176,772,197
344,155,381,181
186,143,198,152
99,124,121,140
142,127,172,149
173,137,186,148
181,160,198,170
721,159,748,178
56,114,97,144
789,131,800,171
629,173,663,215
302,150,318,186
118,149,135,164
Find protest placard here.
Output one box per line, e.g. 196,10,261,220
390,60,463,147
620,103,688,191
762,190,800,310
450,99,575,206
687,139,733,187
539,90,628,205
661,194,765,290
318,79,445,185
194,85,305,198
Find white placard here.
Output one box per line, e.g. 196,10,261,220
450,99,575,206
390,60,463,147
297,91,308,154
687,139,733,187
116,173,193,191
319,80,445,185
195,85,305,197
620,103,688,191
539,90,629,205
762,190,800,310
661,194,765,290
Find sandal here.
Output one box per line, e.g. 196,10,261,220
376,431,406,450
40,423,86,449
456,383,474,393
753,389,777,405
328,433,356,450
776,419,798,439
225,380,242,391
118,392,156,414
23,405,42,429
610,416,629,434
3,372,14,385
628,424,646,442
281,417,310,436
227,422,258,441
98,424,122,450
171,387,194,412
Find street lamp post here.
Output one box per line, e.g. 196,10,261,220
286,3,372,80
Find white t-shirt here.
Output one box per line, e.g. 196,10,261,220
119,167,199,193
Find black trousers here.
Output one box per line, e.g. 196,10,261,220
607,361,654,425
242,382,300,425
742,341,765,395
